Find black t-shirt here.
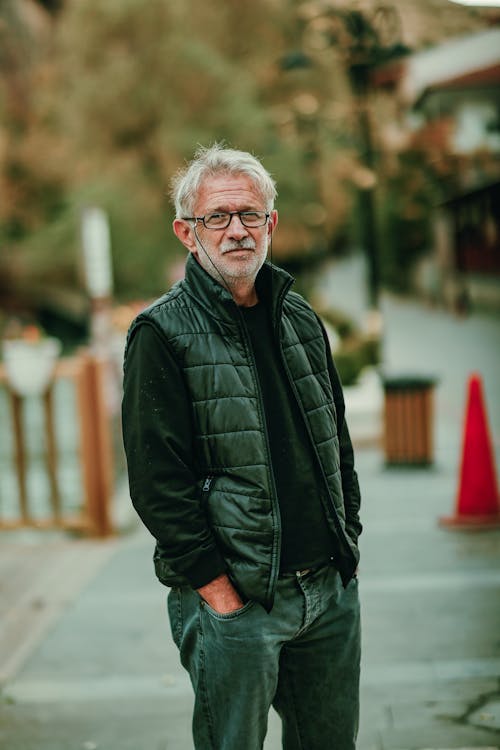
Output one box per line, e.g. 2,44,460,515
239,302,334,572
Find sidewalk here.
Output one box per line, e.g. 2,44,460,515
1,288,499,749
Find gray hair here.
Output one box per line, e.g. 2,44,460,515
170,143,277,218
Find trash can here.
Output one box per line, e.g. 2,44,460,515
383,376,437,467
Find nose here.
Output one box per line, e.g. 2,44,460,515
226,213,249,239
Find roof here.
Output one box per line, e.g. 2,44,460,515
400,27,500,103
414,62,500,108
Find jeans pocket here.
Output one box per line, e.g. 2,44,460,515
201,599,255,621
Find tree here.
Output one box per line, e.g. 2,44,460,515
1,0,495,327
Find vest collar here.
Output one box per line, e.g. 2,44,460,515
183,253,294,324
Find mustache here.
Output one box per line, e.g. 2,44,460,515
220,237,256,254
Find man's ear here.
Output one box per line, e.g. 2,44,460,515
268,210,278,239
173,219,197,253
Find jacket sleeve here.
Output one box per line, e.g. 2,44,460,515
317,316,363,546
121,321,226,588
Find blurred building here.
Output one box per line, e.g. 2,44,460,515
374,27,500,311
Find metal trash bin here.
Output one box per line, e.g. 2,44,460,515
383,376,437,467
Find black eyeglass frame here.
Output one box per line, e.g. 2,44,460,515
182,210,270,230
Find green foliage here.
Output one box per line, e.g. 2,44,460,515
334,335,380,386
319,306,380,386
1,0,362,306
0,1,313,300
3,0,485,313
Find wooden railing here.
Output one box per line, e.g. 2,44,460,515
0,351,116,536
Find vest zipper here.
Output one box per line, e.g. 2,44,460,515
201,476,215,501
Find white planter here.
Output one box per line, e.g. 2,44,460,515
2,338,62,397
344,367,383,446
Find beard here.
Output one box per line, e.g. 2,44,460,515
195,233,267,285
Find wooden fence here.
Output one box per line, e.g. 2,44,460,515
0,351,115,536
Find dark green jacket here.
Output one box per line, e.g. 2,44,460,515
122,254,361,611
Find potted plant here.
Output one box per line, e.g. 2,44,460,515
2,324,61,397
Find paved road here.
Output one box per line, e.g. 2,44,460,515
1,262,499,749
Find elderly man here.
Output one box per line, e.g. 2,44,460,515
122,145,362,750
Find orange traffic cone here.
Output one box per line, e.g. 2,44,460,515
440,373,500,529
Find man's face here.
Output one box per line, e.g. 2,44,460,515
174,173,278,287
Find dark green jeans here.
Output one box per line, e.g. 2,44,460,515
167,563,360,749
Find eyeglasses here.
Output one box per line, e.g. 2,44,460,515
183,210,270,230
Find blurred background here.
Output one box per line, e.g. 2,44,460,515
1,2,500,747
1,0,499,333
2,0,500,517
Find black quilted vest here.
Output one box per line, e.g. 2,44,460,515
132,255,358,609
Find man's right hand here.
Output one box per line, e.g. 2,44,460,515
196,573,245,614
